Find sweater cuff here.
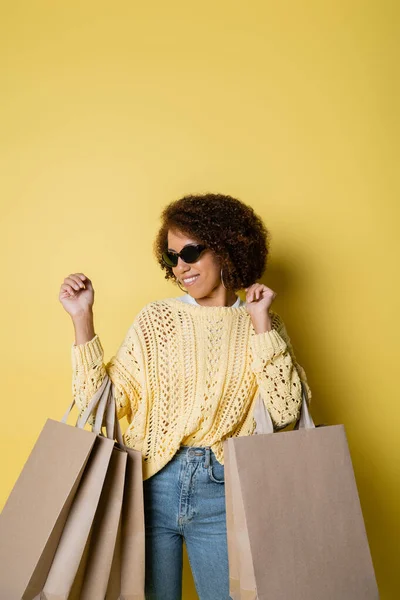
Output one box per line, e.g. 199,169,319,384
250,328,287,372
71,334,104,371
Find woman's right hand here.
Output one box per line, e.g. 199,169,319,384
59,273,95,318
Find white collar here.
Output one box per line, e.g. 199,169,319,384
178,293,244,308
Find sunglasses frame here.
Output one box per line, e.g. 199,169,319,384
162,244,207,268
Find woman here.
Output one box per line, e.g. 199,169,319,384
59,193,312,600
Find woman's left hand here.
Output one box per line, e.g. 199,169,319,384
244,283,277,319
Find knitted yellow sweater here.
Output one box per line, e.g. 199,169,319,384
71,296,312,480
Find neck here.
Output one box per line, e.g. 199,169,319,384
189,289,238,308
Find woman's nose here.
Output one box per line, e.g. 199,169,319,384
177,257,189,268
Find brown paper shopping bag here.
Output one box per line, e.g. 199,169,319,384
0,374,117,600
63,377,145,600
73,380,145,600
104,444,146,600
0,373,145,600
40,375,145,600
68,380,145,600
73,447,127,600
117,445,146,600
40,377,128,600
0,375,116,600
224,382,380,600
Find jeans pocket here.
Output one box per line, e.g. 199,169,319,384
207,460,225,484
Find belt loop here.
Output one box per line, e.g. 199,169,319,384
204,447,210,468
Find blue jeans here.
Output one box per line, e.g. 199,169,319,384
143,445,232,599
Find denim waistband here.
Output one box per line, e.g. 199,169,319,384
175,445,215,468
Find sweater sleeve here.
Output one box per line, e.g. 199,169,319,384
249,311,312,430
71,320,145,426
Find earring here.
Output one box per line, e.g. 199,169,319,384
221,268,227,290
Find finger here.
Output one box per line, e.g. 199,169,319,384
69,274,86,289
66,275,84,290
64,280,82,293
62,284,77,296
76,273,90,288
244,283,256,296
60,285,71,297
252,283,262,300
64,278,81,291
61,283,75,295
80,276,93,290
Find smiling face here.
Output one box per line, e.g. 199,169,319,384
167,228,238,306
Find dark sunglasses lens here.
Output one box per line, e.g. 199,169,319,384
181,246,202,263
162,252,178,267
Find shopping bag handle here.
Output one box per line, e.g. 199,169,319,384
61,374,110,430
253,380,315,435
61,374,124,445
80,375,125,444
102,378,125,447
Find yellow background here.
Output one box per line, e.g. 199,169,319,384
1,1,398,597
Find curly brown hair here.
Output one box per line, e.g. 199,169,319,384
153,193,271,292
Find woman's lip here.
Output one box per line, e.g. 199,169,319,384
182,275,200,286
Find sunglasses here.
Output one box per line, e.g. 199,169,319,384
162,244,207,268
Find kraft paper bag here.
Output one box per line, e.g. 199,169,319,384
41,435,115,600
51,378,145,600
0,374,113,600
74,384,145,600
40,376,130,600
73,447,128,599
90,384,145,600
99,444,145,600
224,440,241,599
44,376,145,600
117,446,146,600
223,382,380,600
77,385,130,600
106,513,123,599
